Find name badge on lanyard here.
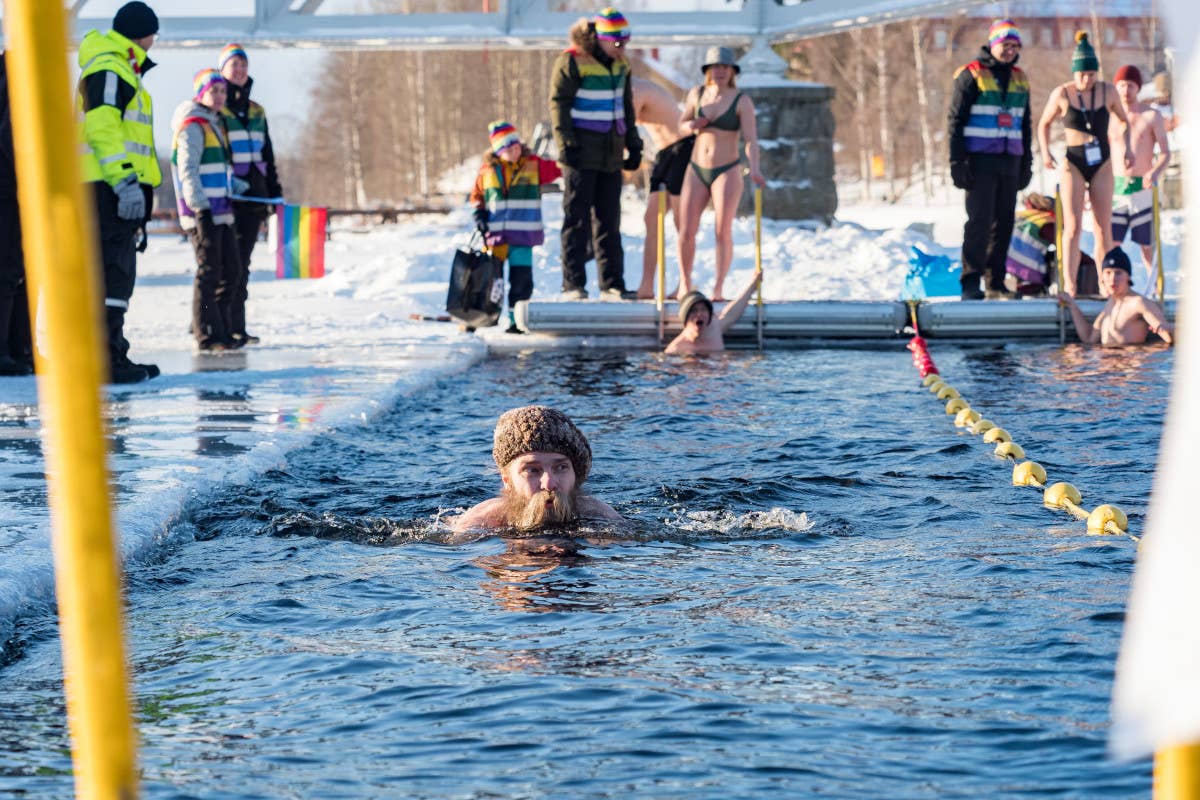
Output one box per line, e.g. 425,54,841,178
997,111,1014,128
1084,143,1102,166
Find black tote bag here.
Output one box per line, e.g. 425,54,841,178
446,233,505,328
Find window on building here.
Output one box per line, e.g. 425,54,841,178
934,28,946,48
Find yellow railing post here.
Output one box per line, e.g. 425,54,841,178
1153,184,1165,305
656,187,666,344
1054,187,1065,344
1155,743,1200,798
5,3,140,799
754,187,763,351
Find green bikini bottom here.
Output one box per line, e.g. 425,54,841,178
689,159,740,189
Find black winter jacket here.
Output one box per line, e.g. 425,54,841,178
0,54,17,202
947,46,1033,177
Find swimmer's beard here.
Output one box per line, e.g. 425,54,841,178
500,486,580,532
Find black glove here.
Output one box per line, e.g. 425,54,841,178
950,161,973,190
473,207,489,235
560,146,582,169
623,144,643,172
1019,161,1033,190
193,209,216,247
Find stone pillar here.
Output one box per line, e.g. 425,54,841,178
738,39,837,223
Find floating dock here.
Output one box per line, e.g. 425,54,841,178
515,298,1179,343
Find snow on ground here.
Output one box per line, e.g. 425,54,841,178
0,189,1185,654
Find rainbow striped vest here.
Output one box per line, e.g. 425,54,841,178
1005,208,1054,284
481,156,544,248
221,102,268,178
568,49,628,136
960,61,1029,156
171,115,233,220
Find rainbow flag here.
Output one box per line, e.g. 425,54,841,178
275,204,327,279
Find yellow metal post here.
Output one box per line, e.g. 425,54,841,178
754,187,763,351
1155,743,1200,798
5,3,140,799
656,187,666,344
1153,184,1165,305
1055,187,1065,345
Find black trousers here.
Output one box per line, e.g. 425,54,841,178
0,198,30,362
961,169,1019,291
230,204,266,335
561,166,625,293
508,264,533,307
188,221,239,348
92,181,148,361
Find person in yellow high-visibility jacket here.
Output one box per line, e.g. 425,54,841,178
76,1,162,383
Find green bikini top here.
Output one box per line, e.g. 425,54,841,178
695,86,743,132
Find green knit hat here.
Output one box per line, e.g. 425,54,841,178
1072,31,1099,73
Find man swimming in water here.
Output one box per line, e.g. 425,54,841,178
451,405,623,533
1059,247,1173,346
664,267,762,354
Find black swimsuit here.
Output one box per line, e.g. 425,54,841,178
690,87,743,188
1063,83,1110,184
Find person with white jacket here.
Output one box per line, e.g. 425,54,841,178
171,69,246,351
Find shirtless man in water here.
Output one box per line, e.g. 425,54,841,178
665,267,762,354
1108,64,1170,280
633,77,687,299
1060,247,1173,346
451,405,623,534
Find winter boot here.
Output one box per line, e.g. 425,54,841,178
505,310,523,334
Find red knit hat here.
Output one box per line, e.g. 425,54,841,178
1113,64,1143,87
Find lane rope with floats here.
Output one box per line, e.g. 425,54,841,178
904,302,1136,541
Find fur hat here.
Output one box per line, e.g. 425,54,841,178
678,291,714,324
493,406,592,482
113,1,159,41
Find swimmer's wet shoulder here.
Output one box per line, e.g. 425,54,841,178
450,405,623,536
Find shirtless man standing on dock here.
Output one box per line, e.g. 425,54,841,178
665,267,762,354
1108,64,1170,280
1060,247,1173,346
451,405,623,534
633,77,688,299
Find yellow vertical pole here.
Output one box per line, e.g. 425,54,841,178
1055,187,1065,344
1155,743,1200,798
656,187,666,344
5,3,140,799
1153,184,1165,305
754,187,763,351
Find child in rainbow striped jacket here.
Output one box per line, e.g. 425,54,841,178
468,121,562,333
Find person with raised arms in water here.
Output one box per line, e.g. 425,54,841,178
1059,247,1173,346
451,405,623,534
632,76,688,299
664,266,762,355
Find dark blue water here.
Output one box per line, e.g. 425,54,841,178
0,343,1168,798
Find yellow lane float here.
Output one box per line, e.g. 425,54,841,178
945,398,969,415
936,386,960,400
1012,461,1047,488
1044,482,1089,520
982,427,1011,444
1087,504,1129,536
970,419,995,435
995,441,1025,460
955,408,982,428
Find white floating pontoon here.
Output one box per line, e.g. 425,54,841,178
515,298,1179,344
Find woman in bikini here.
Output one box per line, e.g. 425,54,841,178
1036,32,1132,296
676,46,765,301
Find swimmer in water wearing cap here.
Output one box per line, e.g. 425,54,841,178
664,267,762,354
1059,247,1174,346
451,405,623,534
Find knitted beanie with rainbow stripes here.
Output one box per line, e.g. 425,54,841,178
218,43,248,71
988,19,1021,47
594,7,629,41
193,68,225,100
488,120,521,154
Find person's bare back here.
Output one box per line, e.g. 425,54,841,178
632,77,683,152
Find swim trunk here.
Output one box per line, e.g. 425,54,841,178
649,135,695,195
1111,175,1154,246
